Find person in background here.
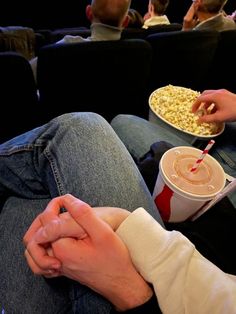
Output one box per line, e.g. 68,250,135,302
182,0,236,31
127,8,144,28
57,0,131,44
142,0,170,29
30,0,131,82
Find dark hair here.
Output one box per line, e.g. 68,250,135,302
127,8,144,28
199,0,228,14
151,0,169,15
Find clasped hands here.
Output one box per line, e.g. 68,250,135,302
23,194,153,311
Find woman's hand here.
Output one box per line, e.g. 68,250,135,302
192,89,236,123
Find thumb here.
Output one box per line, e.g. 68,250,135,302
63,194,112,241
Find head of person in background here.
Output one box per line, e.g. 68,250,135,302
30,0,131,83
183,0,236,31
54,0,131,45
126,8,144,28
86,0,131,28
143,0,170,29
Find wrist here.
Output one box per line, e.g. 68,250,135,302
95,207,130,231
104,270,153,311
113,209,130,231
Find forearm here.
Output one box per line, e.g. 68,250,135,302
117,208,236,313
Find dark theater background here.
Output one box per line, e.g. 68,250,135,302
1,1,234,30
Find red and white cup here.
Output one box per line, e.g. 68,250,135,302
153,146,226,222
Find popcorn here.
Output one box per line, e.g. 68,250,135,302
149,85,219,136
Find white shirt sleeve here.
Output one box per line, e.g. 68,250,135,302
116,207,236,314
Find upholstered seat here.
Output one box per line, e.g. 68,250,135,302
121,23,182,39
0,52,42,143
37,39,153,122
146,29,220,94
208,29,236,93
48,27,91,44
0,26,36,60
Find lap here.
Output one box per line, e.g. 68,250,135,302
0,196,129,314
0,197,72,314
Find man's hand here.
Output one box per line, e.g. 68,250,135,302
23,195,130,276
23,195,86,277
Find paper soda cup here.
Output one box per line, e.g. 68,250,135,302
153,146,226,222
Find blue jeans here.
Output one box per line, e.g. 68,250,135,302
0,112,163,314
111,114,236,207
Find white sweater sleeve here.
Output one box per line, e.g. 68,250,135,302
116,207,236,314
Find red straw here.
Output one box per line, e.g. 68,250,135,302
190,139,215,172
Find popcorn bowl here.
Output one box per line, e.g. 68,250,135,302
148,85,225,141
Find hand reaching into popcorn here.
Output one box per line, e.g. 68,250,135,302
192,89,236,123
150,85,218,135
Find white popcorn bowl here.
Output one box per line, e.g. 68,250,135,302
148,87,225,141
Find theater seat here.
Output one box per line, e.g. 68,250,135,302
37,39,153,122
121,23,182,39
48,27,91,44
146,29,220,94
209,29,236,94
0,52,42,143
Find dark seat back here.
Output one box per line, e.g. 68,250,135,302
48,27,91,44
146,30,220,94
37,39,153,121
0,52,41,143
209,29,236,93
0,26,35,60
121,23,182,39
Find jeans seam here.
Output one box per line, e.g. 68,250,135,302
44,147,65,196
